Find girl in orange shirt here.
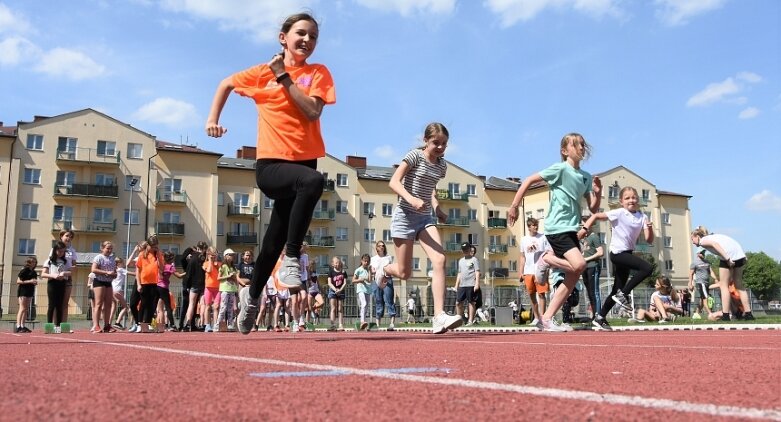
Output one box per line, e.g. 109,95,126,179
135,235,164,333
202,246,221,332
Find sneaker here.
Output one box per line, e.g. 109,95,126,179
112,322,124,330
691,312,702,320
292,322,299,332
359,322,368,330
327,325,337,332
742,312,755,321
266,325,273,332
668,314,677,322
227,324,235,331
464,321,474,327
592,316,613,331
612,291,632,312
534,257,550,286
237,287,259,335
23,327,32,333
721,313,731,322
559,321,574,332
204,324,213,333
15,326,21,333
387,323,395,332
432,312,463,334
213,324,221,332
128,324,138,333
658,318,668,324
530,318,543,329
253,324,259,332
297,323,305,332
54,326,62,334
277,256,303,293
542,318,567,332
627,318,645,323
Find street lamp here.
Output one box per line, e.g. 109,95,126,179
126,178,139,258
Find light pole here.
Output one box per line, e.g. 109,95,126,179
367,212,375,244
126,178,139,258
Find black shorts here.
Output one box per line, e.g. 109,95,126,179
695,283,709,300
93,280,112,289
456,286,476,304
546,232,581,258
719,258,746,269
17,285,35,298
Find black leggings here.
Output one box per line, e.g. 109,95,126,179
129,288,141,324
178,288,190,329
139,284,158,324
47,281,66,325
249,159,323,299
599,251,653,317
157,286,175,326
581,266,600,313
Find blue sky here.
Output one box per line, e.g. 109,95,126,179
2,0,780,259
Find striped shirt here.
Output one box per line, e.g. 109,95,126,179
399,149,447,214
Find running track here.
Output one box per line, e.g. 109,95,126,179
2,326,779,421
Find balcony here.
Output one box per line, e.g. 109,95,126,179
607,195,620,206
227,232,258,245
156,190,187,205
304,235,335,248
322,179,335,193
53,183,118,199
56,147,120,166
487,217,507,229
435,189,469,202
487,244,508,255
52,217,117,233
635,243,652,254
155,222,185,236
489,267,509,278
227,203,259,217
312,209,336,221
438,216,469,227
444,242,464,253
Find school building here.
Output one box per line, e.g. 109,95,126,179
0,109,693,318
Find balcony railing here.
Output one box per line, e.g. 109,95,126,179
444,242,463,253
439,216,469,227
155,222,185,236
53,183,118,199
487,217,507,229
608,195,620,206
227,203,259,217
489,267,509,278
312,209,336,220
156,190,187,204
435,189,469,202
56,147,120,165
304,235,335,248
51,217,117,233
487,244,508,254
226,232,258,244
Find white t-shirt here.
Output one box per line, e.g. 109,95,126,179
606,208,647,254
701,234,745,261
407,298,415,311
370,255,394,285
520,233,545,274
112,268,128,292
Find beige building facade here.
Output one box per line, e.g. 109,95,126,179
0,109,692,317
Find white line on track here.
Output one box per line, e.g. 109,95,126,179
444,339,777,351
34,335,781,421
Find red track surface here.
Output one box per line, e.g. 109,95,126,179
2,328,779,421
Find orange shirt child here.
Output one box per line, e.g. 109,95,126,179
203,259,220,290
136,253,162,285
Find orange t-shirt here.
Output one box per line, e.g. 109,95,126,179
231,63,336,161
203,262,220,290
136,254,160,285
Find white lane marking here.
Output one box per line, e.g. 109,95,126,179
444,340,777,351
32,335,781,421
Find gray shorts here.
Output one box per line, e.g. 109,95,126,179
390,206,436,240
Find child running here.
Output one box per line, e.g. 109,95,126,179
111,256,136,330
378,122,462,334
206,12,336,335
15,257,38,333
508,133,602,332
582,186,654,331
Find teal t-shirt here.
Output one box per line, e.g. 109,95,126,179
538,162,592,235
353,266,370,294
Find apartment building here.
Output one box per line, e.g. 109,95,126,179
0,109,693,317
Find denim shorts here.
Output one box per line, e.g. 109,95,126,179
390,206,436,240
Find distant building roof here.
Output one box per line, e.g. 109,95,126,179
357,165,395,181
485,176,519,191
156,140,222,157
217,157,256,170
0,125,16,136
657,190,692,198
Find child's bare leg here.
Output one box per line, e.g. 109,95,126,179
417,228,447,315
543,249,585,321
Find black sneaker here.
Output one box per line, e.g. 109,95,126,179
721,313,731,322
742,312,755,321
15,326,21,333
22,327,32,333
611,291,632,312
592,316,613,331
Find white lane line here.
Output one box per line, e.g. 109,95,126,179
36,335,781,421
444,340,777,351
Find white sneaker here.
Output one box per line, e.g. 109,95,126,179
278,256,303,292
237,287,259,335
534,258,550,286
531,318,544,330
542,318,567,332
432,312,463,334
54,326,62,334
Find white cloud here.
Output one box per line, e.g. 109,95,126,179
0,3,32,34
33,48,106,81
738,107,760,119
355,0,456,16
132,97,199,127
483,0,624,27
654,0,726,26
373,145,396,160
0,36,39,66
736,71,762,83
686,71,763,108
746,190,781,213
159,0,315,43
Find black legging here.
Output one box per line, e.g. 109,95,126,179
178,288,190,329
599,251,652,317
249,159,323,299
129,288,141,324
581,266,600,314
157,286,175,327
139,284,158,324
47,280,66,325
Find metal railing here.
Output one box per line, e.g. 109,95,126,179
156,190,187,204
56,147,120,164
51,217,117,233
226,232,258,244
227,203,259,216
155,222,185,236
487,217,507,229
435,189,469,202
53,183,118,198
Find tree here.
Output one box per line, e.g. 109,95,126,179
635,252,661,287
742,252,781,300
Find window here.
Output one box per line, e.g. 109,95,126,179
336,173,348,187
336,227,348,241
448,182,460,195
661,213,670,224
90,241,102,253
56,171,76,187
231,222,249,234
164,178,183,193
217,221,224,236
21,203,39,220
23,168,41,184
382,203,393,216
509,260,518,272
509,235,517,247
364,228,375,242
448,208,461,219
57,137,77,158
536,208,545,219
93,208,113,223
53,206,73,222
161,244,181,254
413,258,420,270
18,239,35,255
642,189,650,202
125,176,141,191
426,259,432,272
127,143,143,159
468,209,477,221
467,233,479,246
217,192,224,206
124,209,139,225
383,229,392,242
488,210,500,218
264,197,274,208
665,260,674,271
96,140,116,157
467,184,476,196
664,236,672,248
608,185,619,199
363,202,375,215
26,134,43,150
95,173,115,186
234,192,249,207
336,200,348,214
163,212,180,223
489,235,502,245
337,255,349,270
317,199,329,212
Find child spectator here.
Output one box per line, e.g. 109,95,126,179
353,254,372,330
216,249,240,331
15,257,38,333
42,241,70,333
328,256,347,331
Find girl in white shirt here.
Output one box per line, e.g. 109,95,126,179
582,186,654,331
